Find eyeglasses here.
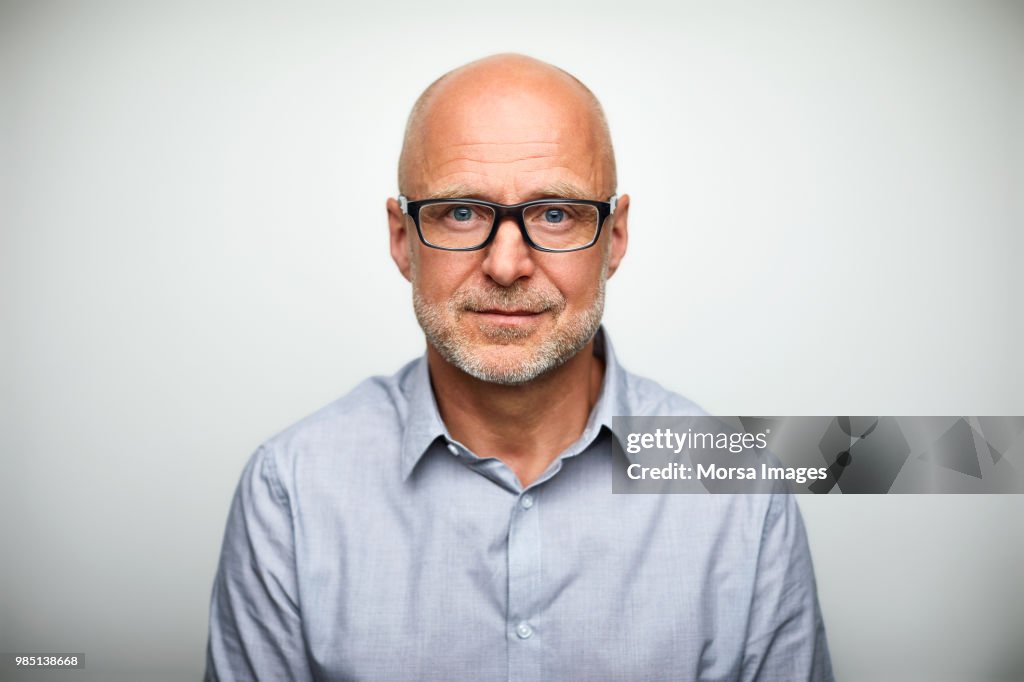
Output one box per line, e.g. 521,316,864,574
398,194,618,252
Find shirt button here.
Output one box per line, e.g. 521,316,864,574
447,443,459,456
515,622,533,639
520,494,534,510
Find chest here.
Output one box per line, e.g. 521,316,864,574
293,475,759,682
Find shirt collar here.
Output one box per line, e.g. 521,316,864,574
399,326,629,481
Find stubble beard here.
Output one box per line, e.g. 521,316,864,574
412,265,607,386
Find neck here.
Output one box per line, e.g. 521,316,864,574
427,339,605,488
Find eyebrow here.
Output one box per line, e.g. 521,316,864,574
425,181,594,202
535,182,590,200
425,184,479,200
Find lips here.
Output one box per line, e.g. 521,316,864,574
470,308,547,328
476,309,541,316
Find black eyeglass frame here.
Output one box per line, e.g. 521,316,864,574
398,194,618,253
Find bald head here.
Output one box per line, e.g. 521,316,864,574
398,54,617,199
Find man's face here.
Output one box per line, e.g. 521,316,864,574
388,68,629,384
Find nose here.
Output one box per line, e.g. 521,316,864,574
480,217,535,286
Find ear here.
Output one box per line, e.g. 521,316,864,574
387,197,413,282
605,193,629,278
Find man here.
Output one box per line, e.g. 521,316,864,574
206,54,833,681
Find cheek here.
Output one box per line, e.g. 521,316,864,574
540,255,607,308
413,250,481,301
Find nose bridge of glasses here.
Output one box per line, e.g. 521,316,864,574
489,205,531,248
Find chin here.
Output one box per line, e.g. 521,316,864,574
455,344,570,386
467,344,537,369
468,320,544,345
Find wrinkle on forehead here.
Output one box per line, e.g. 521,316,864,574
434,140,566,165
424,153,603,204
399,54,616,198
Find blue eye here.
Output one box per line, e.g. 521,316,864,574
451,206,474,221
544,208,565,223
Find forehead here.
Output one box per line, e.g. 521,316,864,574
410,84,606,199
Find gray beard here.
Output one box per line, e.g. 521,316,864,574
412,275,606,386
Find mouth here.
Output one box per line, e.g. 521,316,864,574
477,308,541,316
470,308,546,325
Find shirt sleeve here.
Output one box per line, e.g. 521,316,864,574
741,492,835,682
205,445,313,682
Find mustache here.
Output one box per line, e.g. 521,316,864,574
452,284,565,313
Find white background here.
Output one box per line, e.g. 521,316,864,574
2,0,1022,680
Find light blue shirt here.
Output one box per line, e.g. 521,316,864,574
206,328,833,681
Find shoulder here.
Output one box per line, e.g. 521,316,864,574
252,358,421,481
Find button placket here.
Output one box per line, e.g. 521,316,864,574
507,489,542,680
